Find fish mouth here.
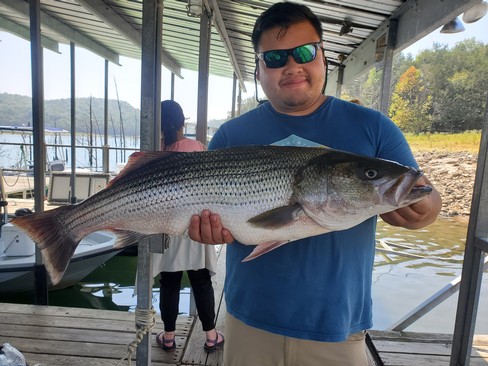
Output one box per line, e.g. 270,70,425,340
384,169,431,207
402,185,433,205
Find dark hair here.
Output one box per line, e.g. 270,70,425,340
251,2,323,52
161,100,185,149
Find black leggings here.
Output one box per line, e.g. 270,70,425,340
159,269,216,332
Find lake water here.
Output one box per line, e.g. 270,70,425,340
0,132,137,173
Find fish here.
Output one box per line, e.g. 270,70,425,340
11,145,432,285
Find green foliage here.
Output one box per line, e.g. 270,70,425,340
0,93,140,136
227,96,258,118
389,66,433,134
414,39,488,132
363,68,382,109
342,38,487,133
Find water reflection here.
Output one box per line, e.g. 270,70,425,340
373,216,488,333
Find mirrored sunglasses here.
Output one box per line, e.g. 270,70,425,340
256,42,322,69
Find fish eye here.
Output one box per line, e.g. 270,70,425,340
364,169,378,179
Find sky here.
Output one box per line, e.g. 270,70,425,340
0,14,487,122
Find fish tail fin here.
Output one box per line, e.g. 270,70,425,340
11,206,80,285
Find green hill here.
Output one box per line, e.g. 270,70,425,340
0,93,140,136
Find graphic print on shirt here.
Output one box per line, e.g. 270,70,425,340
271,134,324,148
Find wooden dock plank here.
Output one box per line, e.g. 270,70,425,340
0,302,198,365
0,302,135,320
379,354,488,366
181,245,226,365
369,330,488,365
20,352,175,366
205,245,226,366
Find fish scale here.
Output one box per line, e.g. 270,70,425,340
11,145,432,285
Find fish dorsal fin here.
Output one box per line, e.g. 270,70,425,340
107,151,173,188
247,203,302,229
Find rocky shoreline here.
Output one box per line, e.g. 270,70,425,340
414,150,478,217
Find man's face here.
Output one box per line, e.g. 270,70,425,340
256,21,327,115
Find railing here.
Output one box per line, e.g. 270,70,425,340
387,256,488,332
1,141,138,174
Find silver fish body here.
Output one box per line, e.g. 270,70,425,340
12,145,431,284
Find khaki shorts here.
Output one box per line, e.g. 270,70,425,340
224,313,369,366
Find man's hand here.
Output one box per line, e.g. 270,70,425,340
380,176,442,230
188,210,235,244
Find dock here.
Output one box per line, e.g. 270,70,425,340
0,244,227,366
368,330,488,365
1,245,488,365
1,175,39,199
2,303,488,365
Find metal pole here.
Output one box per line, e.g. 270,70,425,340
70,42,77,205
450,94,488,366
103,59,110,174
30,0,48,305
231,73,237,118
196,8,211,145
335,65,343,98
379,19,397,115
137,0,163,364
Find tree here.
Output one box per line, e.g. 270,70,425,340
415,39,488,132
362,67,383,110
227,96,258,118
389,66,432,134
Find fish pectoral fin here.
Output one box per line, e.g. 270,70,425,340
241,240,289,262
247,203,302,229
111,230,149,249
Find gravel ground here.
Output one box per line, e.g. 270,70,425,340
414,150,478,217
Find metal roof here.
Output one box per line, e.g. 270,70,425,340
0,0,482,89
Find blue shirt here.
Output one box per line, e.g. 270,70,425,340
209,97,417,342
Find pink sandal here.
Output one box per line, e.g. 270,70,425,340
156,331,176,352
204,331,225,353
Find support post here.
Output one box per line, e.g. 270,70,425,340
30,0,48,305
137,0,163,364
450,94,488,366
379,20,397,115
196,8,211,145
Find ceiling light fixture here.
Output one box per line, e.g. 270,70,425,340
187,0,203,17
339,21,353,36
440,17,465,34
463,1,488,23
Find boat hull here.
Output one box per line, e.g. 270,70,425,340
0,229,119,294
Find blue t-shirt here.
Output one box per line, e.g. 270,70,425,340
209,96,417,342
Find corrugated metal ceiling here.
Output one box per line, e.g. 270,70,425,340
0,0,409,85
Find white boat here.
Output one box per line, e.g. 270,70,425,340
0,224,120,294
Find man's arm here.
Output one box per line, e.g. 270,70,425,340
380,176,442,230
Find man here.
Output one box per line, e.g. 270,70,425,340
189,2,442,365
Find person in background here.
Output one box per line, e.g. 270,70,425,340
154,100,224,353
187,2,441,366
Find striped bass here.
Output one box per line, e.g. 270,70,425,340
11,145,431,285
